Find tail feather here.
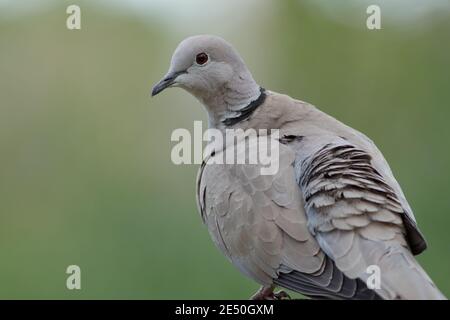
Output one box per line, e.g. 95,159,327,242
365,244,446,300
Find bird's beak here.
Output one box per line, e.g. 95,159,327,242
151,71,185,97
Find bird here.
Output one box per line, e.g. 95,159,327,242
151,35,446,300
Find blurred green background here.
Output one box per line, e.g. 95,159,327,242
0,0,449,299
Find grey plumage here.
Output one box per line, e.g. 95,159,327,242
153,35,446,300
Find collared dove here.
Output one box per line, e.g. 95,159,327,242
152,35,446,300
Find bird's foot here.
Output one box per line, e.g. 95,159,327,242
250,285,291,300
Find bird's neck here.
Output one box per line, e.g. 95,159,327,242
202,77,262,130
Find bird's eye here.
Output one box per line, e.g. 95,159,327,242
196,52,208,65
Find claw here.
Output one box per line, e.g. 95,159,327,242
273,290,291,300
250,286,291,300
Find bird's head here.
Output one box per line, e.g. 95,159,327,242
151,35,260,120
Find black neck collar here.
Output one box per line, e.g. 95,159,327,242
222,87,266,127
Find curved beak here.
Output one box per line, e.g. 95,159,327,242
151,71,186,97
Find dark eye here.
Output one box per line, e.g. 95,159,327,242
196,52,208,65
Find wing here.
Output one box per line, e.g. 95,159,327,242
287,134,444,299
197,135,382,299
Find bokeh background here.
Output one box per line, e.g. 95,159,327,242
0,0,449,299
